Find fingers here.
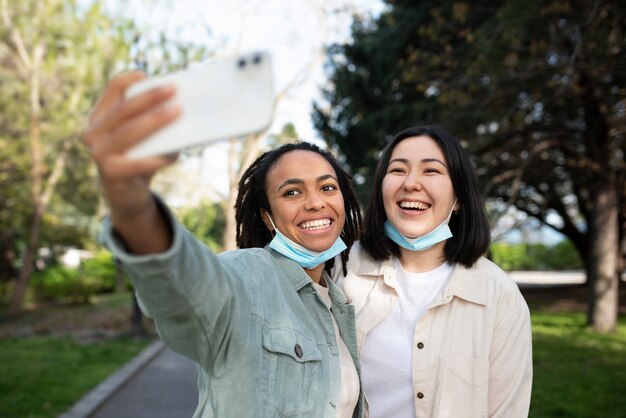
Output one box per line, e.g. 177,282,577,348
93,84,178,141
97,152,179,180
84,80,179,155
90,101,181,157
89,71,147,125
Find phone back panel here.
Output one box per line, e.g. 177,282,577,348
126,52,274,158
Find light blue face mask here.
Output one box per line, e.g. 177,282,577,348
384,200,457,252
266,216,347,269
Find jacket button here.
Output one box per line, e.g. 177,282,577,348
416,392,424,399
294,344,303,358
417,342,424,349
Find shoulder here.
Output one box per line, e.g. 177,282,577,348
464,257,530,314
219,247,272,263
336,241,390,307
216,248,281,277
451,257,528,309
336,241,387,282
463,257,519,290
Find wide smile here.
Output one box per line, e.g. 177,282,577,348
298,218,333,231
398,200,431,212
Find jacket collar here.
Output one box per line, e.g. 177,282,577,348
265,246,349,304
354,247,487,306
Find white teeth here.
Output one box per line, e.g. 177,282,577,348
300,219,331,230
399,201,430,210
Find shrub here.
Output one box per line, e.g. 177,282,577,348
490,240,583,271
30,251,118,304
80,251,117,290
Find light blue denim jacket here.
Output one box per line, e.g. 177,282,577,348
101,202,365,418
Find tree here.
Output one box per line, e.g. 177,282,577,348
0,0,139,313
315,0,625,332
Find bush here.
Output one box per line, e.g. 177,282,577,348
81,251,117,290
490,240,583,271
31,251,118,304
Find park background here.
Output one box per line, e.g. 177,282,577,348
0,0,624,417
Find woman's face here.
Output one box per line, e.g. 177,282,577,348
382,135,457,239
264,150,345,252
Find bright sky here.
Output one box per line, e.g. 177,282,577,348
106,0,384,201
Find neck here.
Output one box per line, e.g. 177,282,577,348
398,241,446,273
304,264,326,285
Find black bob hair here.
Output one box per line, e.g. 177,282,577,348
235,142,362,275
361,125,491,268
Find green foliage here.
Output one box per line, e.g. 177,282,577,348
30,251,117,304
0,336,149,418
0,0,136,281
491,240,583,271
176,200,225,252
81,251,117,287
0,0,213,306
315,0,625,263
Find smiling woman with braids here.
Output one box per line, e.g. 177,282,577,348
235,142,361,278
83,72,364,418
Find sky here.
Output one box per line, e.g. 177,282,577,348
105,0,385,200
108,0,385,142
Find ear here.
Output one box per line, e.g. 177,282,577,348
454,201,461,213
260,209,274,231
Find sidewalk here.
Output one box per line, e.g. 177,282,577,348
59,340,198,418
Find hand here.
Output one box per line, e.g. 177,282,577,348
83,71,181,221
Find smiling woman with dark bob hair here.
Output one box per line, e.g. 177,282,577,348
361,125,491,266
336,125,533,418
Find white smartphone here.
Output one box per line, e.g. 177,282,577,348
125,51,275,159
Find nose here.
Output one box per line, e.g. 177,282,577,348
304,191,325,211
403,172,422,192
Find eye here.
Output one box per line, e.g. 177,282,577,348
424,167,441,174
321,184,338,192
387,166,406,174
283,188,301,197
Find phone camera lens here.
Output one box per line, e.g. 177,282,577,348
252,54,262,64
237,58,247,68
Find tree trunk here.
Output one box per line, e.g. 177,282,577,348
223,138,239,251
588,172,619,333
8,47,44,315
8,204,43,314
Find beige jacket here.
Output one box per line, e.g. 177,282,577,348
335,242,532,418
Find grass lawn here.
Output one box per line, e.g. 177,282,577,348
0,336,149,418
0,292,154,418
529,312,626,418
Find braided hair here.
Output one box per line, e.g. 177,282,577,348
235,142,361,276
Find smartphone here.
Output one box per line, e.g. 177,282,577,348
125,51,275,159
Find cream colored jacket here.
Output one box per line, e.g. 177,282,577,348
334,242,532,418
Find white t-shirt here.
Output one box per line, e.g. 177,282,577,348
361,259,453,418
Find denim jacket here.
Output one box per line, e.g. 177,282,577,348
101,204,365,418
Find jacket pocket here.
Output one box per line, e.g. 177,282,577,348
438,355,489,418
261,326,323,416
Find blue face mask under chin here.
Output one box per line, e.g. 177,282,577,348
266,216,347,269
384,200,457,252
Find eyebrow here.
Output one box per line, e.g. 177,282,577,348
389,157,447,168
276,174,338,191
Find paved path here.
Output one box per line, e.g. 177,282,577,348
60,341,198,418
